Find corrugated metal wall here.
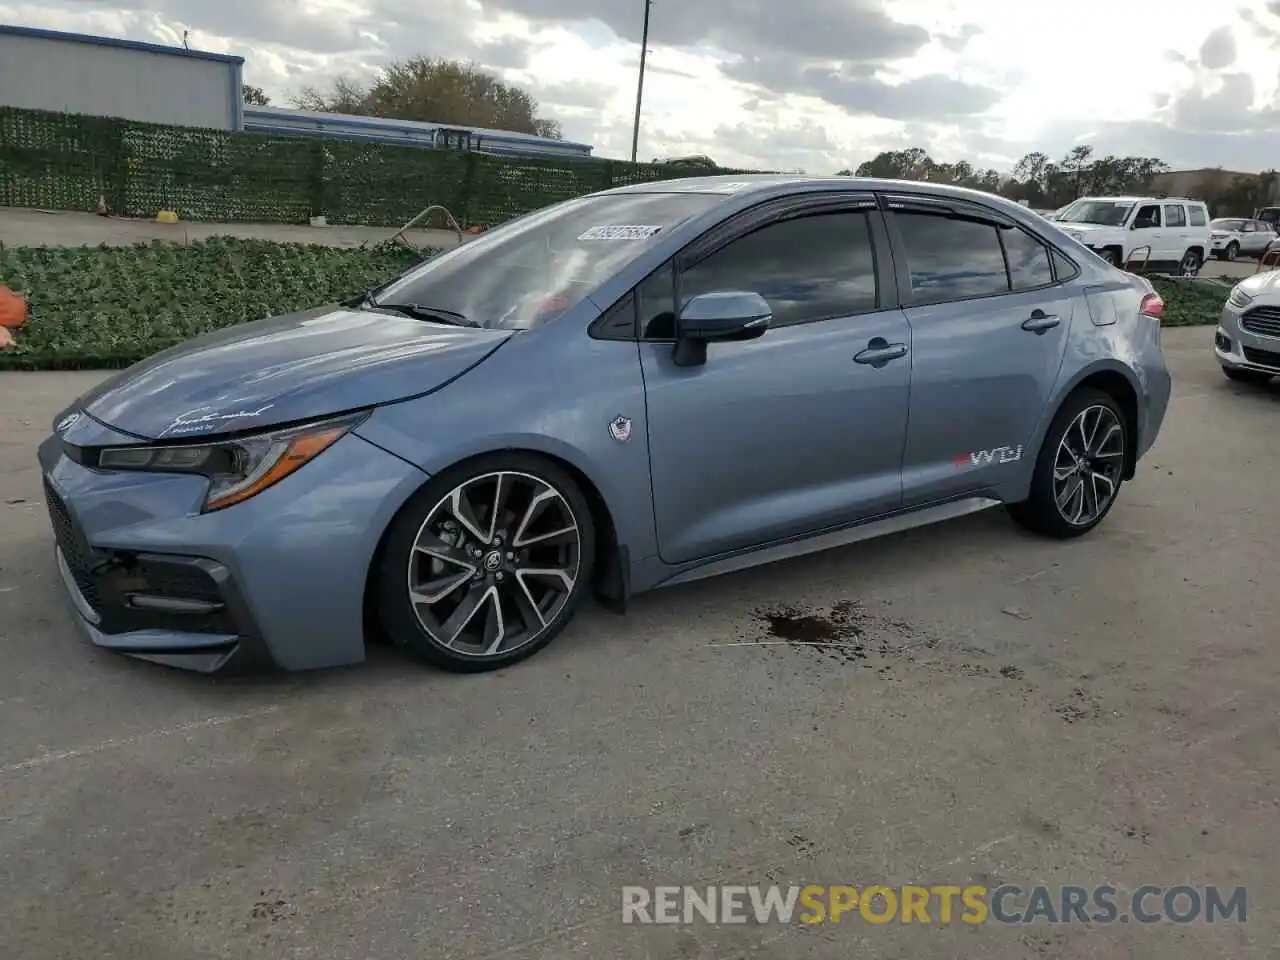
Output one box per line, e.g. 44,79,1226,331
0,29,240,130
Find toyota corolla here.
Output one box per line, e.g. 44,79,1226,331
39,175,1172,674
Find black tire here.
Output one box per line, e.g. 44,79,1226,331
1222,366,1272,384
1007,387,1128,540
374,452,596,672
1225,241,1239,262
1180,249,1202,275
1104,248,1123,267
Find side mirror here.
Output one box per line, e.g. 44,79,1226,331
673,291,771,366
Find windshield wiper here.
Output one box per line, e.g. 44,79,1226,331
365,301,480,327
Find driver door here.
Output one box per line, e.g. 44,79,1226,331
1129,202,1165,266
637,196,911,566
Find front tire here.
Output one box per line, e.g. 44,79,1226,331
1007,388,1128,539
1224,241,1239,262
375,453,596,672
1180,249,1202,275
1222,366,1273,384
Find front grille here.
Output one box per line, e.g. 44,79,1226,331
1241,306,1280,338
43,478,100,610
1242,345,1280,369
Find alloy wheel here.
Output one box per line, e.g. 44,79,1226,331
1180,250,1201,275
1052,404,1125,527
406,471,581,658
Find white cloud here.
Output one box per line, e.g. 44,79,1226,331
1,0,1277,174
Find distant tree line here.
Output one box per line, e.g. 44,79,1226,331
837,145,1278,216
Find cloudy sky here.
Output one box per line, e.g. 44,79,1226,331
3,0,1278,174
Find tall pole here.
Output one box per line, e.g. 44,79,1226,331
630,0,653,163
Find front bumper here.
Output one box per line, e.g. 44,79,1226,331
38,422,428,674
1214,301,1280,376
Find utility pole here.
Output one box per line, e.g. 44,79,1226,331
630,0,653,163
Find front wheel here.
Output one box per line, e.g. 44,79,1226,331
1224,241,1239,262
1007,388,1128,539
1180,249,1202,275
375,454,596,672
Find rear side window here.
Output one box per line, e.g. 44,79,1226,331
676,211,879,328
894,212,1009,302
999,226,1053,290
1188,206,1207,227
1164,204,1187,228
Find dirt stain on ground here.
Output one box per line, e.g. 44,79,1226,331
752,600,927,664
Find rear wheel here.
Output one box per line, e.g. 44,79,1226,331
1222,366,1273,384
1007,388,1128,539
375,454,595,672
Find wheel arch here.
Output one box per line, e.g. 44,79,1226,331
1038,363,1141,480
360,444,628,646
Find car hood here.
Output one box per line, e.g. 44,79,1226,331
1237,269,1280,296
80,305,514,440
1057,222,1117,235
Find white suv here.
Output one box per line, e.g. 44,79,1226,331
1054,196,1211,274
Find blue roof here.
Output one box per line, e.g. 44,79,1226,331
0,23,244,65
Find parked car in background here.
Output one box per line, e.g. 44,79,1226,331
1209,218,1277,261
1215,271,1280,383
1054,196,1210,273
38,175,1172,675
1254,206,1280,229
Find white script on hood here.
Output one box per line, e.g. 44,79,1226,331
158,404,275,437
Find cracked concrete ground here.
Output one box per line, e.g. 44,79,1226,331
0,326,1277,959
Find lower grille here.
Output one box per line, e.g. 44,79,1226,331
1242,345,1280,369
43,479,100,610
1241,306,1280,338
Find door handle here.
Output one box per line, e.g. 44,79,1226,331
854,337,908,366
1021,310,1060,334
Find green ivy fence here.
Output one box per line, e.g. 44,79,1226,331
0,106,760,228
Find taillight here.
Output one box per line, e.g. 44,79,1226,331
1139,292,1164,319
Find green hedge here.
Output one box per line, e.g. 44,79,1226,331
0,105,758,228
0,240,1227,372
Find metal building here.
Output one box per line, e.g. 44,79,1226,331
243,105,594,160
0,24,244,130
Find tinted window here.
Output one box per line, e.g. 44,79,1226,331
1212,218,1245,230
1134,204,1161,227
1051,248,1079,281
1241,221,1256,232
1189,206,1207,226
895,212,1009,302
372,191,722,330
1164,204,1187,227
999,226,1053,290
676,211,879,328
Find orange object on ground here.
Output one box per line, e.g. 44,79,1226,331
0,286,28,329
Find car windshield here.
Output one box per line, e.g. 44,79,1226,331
1057,201,1134,226
1212,219,1245,231
369,191,723,330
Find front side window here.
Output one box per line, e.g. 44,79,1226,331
1164,204,1187,228
371,191,723,330
1133,204,1161,228
676,211,880,329
895,212,1009,302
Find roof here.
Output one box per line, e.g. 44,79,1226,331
243,105,592,150
0,24,244,65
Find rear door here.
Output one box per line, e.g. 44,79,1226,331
1163,203,1190,264
639,194,912,564
882,196,1076,506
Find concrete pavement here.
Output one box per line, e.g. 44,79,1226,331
1,327,1277,958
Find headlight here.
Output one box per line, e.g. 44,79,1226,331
1227,286,1255,309
97,412,366,512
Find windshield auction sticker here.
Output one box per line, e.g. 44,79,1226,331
577,225,663,241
